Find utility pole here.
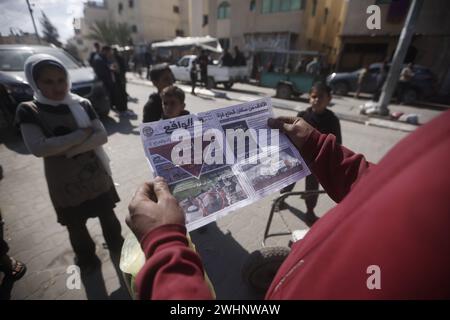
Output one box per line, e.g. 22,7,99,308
376,0,424,115
26,0,41,44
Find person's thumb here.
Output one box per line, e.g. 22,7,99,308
268,117,295,133
281,122,296,134
131,182,154,203
153,177,172,202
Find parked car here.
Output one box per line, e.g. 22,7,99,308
170,55,249,90
0,44,110,126
326,63,437,104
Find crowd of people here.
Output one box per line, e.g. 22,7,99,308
0,40,448,300
89,43,135,117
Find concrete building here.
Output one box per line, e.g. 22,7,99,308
69,1,110,62
107,0,187,43
83,0,204,44
70,0,206,62
207,0,308,51
190,0,210,37
204,0,449,93
336,0,450,70
206,0,311,77
204,0,347,71
334,0,450,95
302,0,346,67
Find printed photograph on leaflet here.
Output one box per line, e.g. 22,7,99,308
140,97,310,230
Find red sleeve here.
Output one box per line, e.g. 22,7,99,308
135,224,213,300
302,129,374,203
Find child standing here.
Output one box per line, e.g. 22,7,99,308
16,54,124,271
142,63,175,123
280,82,342,224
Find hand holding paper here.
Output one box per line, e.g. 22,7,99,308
268,116,315,151
127,177,185,241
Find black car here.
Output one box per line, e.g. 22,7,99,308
0,44,110,125
326,63,437,104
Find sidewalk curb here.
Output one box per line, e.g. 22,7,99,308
128,77,418,132
127,77,226,99
269,100,418,132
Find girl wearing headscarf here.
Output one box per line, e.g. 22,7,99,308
16,54,123,270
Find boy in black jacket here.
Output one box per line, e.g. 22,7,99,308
280,82,342,223
160,86,190,120
142,63,175,123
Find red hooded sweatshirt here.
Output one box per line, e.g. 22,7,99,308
135,111,450,300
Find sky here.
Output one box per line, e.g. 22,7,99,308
0,0,102,44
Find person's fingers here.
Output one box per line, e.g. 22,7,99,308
132,182,155,203
268,116,298,127
128,182,156,215
153,177,173,202
277,116,298,124
268,118,282,130
268,117,296,133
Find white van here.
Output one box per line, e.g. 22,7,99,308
170,55,249,90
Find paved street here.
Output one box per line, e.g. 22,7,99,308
1,77,424,300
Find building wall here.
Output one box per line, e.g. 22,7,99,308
337,0,450,87
82,1,110,38
303,0,347,65
74,1,110,62
78,0,203,47
179,0,191,36
342,0,450,37
208,0,307,50
180,0,210,37
107,0,182,43
202,0,210,36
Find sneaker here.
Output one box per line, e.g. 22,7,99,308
0,257,27,281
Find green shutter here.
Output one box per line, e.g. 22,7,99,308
262,0,271,13
291,0,301,11
272,0,281,12
281,0,290,11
